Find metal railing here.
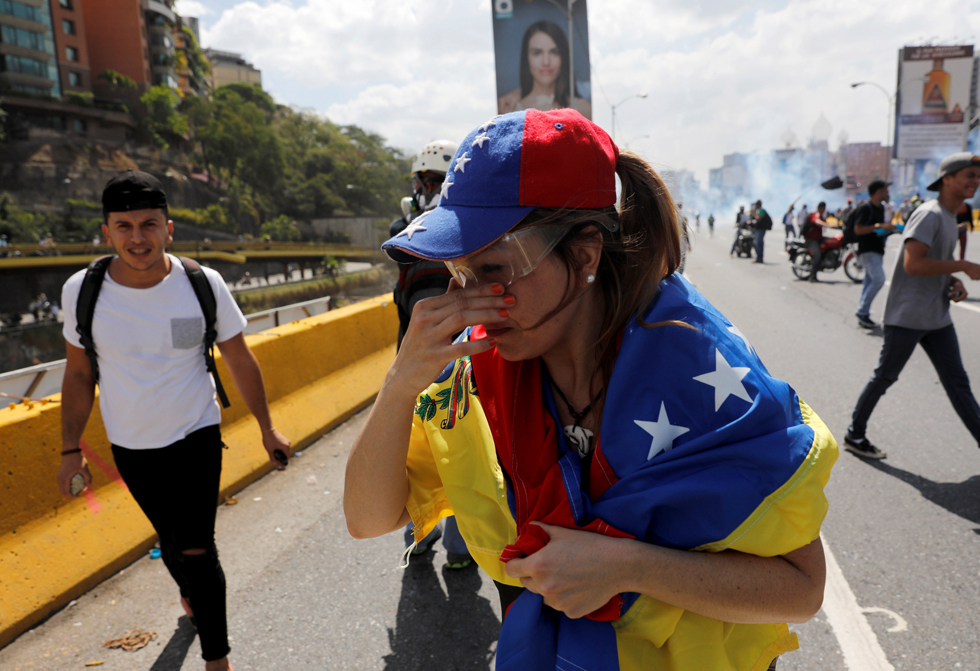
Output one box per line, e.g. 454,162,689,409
0,295,335,404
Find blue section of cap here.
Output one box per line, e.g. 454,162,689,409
381,111,535,261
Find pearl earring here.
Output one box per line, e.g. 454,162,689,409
586,274,595,284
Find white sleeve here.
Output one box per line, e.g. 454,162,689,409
61,272,84,348
206,269,248,343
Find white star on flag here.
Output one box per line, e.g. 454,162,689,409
441,179,452,200
396,221,427,240
472,133,490,148
454,153,471,173
727,325,754,354
479,118,497,132
635,402,690,460
693,349,753,411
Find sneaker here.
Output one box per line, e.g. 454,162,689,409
444,552,474,570
856,315,877,329
843,435,886,459
409,526,442,555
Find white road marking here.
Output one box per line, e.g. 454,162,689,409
821,536,895,670
860,607,909,633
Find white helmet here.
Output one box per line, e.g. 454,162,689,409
411,140,459,175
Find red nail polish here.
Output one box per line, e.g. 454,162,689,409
492,284,504,294
498,309,509,318
503,295,516,305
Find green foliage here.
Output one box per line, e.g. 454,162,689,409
169,204,234,233
260,214,301,241
0,193,102,243
140,85,188,148
64,91,95,107
96,69,137,88
65,198,101,211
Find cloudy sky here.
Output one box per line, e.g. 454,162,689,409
175,0,978,185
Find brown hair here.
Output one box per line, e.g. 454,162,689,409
513,149,691,398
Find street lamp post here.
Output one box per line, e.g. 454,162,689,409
851,77,930,181
611,93,647,144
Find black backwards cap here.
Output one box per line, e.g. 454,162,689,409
102,170,168,214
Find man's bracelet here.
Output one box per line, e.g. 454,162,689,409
61,448,82,456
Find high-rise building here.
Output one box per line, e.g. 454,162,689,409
49,0,90,94
846,142,891,196
0,0,62,98
205,49,261,90
79,0,154,91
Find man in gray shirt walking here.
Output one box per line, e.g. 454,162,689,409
845,153,980,459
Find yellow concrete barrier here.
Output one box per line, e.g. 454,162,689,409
0,294,397,649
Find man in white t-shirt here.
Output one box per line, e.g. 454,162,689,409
57,171,290,671
844,154,980,460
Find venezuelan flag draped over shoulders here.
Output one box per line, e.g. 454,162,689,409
405,274,837,671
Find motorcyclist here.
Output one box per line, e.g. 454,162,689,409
802,202,829,282
730,205,752,256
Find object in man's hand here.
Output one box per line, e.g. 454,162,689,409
70,473,86,496
274,449,289,467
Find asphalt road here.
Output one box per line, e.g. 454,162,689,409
3,224,980,670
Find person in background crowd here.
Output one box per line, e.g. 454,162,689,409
844,153,980,459
852,180,896,329
783,204,796,245
957,202,974,261
707,212,715,237
389,139,474,571
801,202,828,283
730,205,750,256
752,199,772,263
899,197,913,222
797,203,810,237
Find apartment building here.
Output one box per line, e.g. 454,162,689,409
205,48,261,90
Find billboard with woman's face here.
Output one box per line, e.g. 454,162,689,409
492,0,592,119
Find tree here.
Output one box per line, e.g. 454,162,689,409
260,214,301,241
140,85,188,148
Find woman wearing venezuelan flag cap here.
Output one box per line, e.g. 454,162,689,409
344,108,837,670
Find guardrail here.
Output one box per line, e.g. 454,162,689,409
0,295,336,403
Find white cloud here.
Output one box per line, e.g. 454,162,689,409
174,0,212,17
199,0,979,181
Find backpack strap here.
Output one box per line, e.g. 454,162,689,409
179,257,231,408
75,255,113,383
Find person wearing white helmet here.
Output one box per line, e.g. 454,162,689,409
389,139,473,570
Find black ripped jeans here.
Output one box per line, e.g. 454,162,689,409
112,424,230,662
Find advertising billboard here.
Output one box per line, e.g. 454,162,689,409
491,0,592,119
895,45,976,160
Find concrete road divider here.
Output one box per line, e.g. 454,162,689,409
0,294,397,648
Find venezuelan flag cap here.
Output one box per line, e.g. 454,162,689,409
382,108,619,263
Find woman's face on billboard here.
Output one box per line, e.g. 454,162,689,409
527,31,561,87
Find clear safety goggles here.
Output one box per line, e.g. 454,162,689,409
445,224,575,288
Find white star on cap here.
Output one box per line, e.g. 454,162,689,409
635,402,690,460
693,349,753,412
727,325,754,354
454,153,471,173
441,179,452,200
396,220,427,240
472,133,490,149
479,118,498,132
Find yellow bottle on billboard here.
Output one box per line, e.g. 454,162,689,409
922,59,951,114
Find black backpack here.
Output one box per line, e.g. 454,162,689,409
842,203,872,244
75,255,230,408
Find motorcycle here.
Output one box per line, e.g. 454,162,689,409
732,223,755,258
787,234,864,283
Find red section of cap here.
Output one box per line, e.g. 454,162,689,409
519,108,619,209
